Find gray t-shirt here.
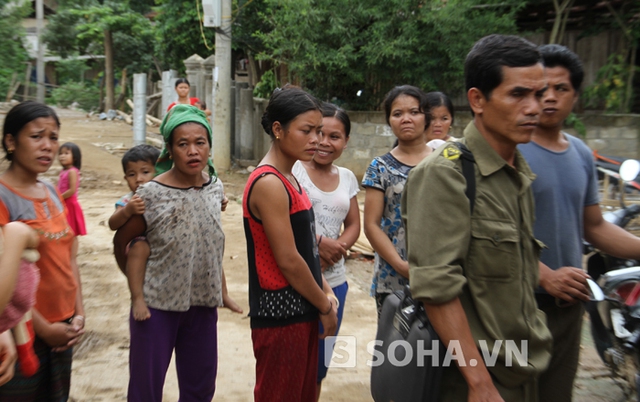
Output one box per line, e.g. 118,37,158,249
137,178,225,311
518,133,599,279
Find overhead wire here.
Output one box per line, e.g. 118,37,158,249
195,0,249,49
196,0,215,50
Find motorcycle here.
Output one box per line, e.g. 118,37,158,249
594,150,640,193
586,159,640,400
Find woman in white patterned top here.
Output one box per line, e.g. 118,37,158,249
114,105,235,402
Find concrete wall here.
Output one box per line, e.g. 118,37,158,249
579,114,640,160
334,112,640,181
342,111,472,180
339,112,392,180
238,105,640,180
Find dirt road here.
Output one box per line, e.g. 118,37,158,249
0,108,623,401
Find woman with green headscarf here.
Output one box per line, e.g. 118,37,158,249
114,104,229,401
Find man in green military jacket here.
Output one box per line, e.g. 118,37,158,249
402,34,552,402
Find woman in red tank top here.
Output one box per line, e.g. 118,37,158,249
242,86,339,401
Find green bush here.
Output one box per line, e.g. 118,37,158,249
55,58,90,85
565,112,586,138
253,70,277,99
583,54,635,113
0,1,30,99
51,81,100,111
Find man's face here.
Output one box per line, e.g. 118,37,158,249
472,63,546,147
539,66,577,129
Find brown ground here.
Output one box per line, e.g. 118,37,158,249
3,108,626,401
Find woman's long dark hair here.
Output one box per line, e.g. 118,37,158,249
60,142,82,170
2,101,60,161
321,103,351,138
261,86,322,139
425,92,454,126
175,78,190,88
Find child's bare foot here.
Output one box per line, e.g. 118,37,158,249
222,292,243,314
132,298,150,321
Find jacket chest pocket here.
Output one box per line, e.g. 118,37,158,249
467,218,519,282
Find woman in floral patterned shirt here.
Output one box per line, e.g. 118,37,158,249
114,105,232,402
362,85,432,317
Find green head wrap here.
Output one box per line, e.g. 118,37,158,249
156,104,217,180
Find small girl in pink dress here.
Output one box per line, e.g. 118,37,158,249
57,142,87,236
57,142,86,296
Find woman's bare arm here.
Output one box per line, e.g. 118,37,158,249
337,196,361,250
363,187,409,278
0,223,38,313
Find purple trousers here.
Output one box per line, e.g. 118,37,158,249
127,306,218,402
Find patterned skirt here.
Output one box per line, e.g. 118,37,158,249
0,334,73,401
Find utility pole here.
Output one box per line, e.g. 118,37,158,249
213,0,231,170
132,74,147,146
36,0,45,103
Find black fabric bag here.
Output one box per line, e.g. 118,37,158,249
370,286,445,402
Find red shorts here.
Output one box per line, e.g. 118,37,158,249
251,321,319,401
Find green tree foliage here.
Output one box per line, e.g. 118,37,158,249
233,0,270,55
564,112,586,137
238,0,524,109
578,0,639,112
584,54,637,113
51,81,100,110
44,0,157,109
55,58,91,85
0,1,30,98
253,69,276,98
153,0,217,73
45,0,156,75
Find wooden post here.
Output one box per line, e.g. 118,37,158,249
98,73,105,112
104,30,114,110
121,69,127,98
603,174,611,201
23,63,32,100
6,79,21,102
5,72,17,102
36,0,44,102
115,68,127,109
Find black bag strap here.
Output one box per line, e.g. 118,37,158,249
455,142,476,214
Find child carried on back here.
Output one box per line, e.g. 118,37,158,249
108,145,160,321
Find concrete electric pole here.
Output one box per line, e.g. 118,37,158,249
36,0,45,103
212,0,231,170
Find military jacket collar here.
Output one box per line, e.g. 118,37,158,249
463,121,536,184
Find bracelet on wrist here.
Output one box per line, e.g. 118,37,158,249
319,300,332,315
318,235,323,246
74,315,85,322
327,293,340,310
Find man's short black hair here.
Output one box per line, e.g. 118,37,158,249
465,34,542,100
539,44,584,91
121,144,160,172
